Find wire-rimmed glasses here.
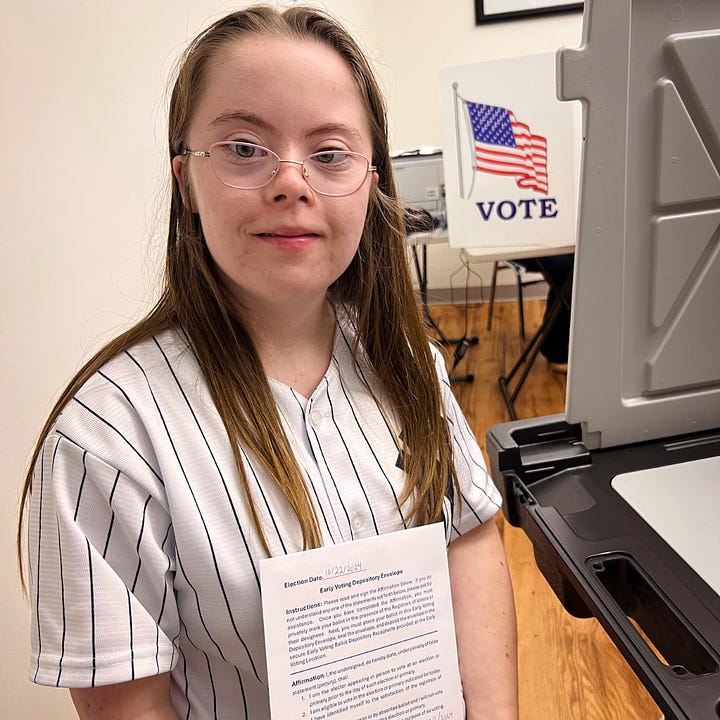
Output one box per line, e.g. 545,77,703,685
181,142,376,197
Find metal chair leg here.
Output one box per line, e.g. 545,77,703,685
487,261,499,331
517,274,526,342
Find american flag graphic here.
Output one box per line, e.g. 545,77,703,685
465,101,548,194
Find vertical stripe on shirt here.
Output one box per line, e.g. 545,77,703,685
86,538,97,686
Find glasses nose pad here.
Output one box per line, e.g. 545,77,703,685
270,160,313,195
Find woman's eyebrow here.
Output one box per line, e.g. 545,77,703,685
306,123,363,141
209,114,363,142
210,110,274,130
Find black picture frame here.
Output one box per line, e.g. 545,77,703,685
475,1,583,24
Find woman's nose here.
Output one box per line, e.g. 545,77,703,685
269,159,314,202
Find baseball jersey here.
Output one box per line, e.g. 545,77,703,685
28,308,501,719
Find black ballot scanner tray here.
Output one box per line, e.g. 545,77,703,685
487,417,720,720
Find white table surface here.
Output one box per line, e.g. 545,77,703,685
461,242,575,264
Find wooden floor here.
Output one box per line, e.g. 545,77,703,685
429,300,661,720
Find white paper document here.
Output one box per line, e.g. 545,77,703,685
260,522,464,720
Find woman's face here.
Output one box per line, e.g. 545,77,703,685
172,35,376,315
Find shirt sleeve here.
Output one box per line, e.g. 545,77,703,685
28,429,179,687
430,345,503,541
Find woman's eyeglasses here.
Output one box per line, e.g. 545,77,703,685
181,142,376,197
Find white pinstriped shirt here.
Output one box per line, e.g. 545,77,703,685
28,310,501,719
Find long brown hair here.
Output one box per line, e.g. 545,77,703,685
18,5,455,583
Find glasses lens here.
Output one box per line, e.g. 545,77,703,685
304,151,369,196
210,142,278,189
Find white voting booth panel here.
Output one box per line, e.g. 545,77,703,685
560,0,720,449
439,52,581,249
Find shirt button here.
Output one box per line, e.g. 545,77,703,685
351,516,364,531
309,410,323,428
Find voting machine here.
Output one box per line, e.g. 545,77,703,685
486,2,720,718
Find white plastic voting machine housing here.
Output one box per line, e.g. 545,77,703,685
486,1,720,718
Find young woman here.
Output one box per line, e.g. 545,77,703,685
19,6,517,719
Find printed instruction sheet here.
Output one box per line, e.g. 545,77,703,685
260,522,463,720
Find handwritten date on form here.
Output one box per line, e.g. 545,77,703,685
260,523,463,720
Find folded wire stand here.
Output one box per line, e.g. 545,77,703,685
411,239,478,384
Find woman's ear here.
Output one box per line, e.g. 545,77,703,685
172,154,196,212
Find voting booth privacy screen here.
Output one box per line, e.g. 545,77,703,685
561,1,720,449
487,2,720,719
439,52,581,248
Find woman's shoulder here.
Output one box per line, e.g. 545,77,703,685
82,325,195,393
47,325,209,478
56,325,200,431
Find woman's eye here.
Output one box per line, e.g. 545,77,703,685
228,143,263,159
314,150,348,165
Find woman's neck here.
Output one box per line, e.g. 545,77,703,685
240,295,337,398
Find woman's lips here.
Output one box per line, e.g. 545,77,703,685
255,229,321,248
257,226,320,238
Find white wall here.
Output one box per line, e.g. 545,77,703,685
0,2,578,716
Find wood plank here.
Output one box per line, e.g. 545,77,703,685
429,301,660,720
